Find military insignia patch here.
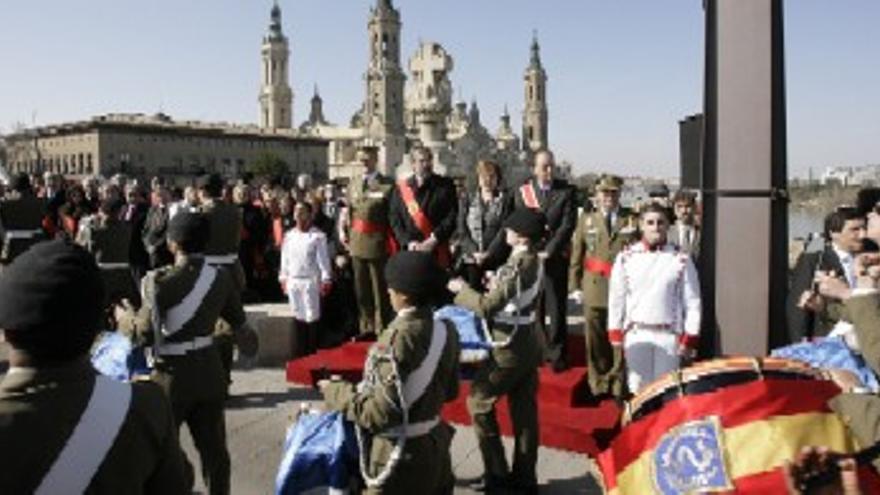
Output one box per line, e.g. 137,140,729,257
652,417,733,495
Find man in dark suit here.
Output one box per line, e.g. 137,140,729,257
515,149,577,371
787,206,866,343
389,146,458,269
141,184,173,270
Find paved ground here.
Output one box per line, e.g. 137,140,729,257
181,366,602,495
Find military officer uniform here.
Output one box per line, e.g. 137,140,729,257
322,252,459,494
347,170,395,335
0,240,187,494
607,240,701,394
452,209,545,492
116,212,257,495
77,202,139,307
568,175,638,398
0,174,46,265
198,174,245,385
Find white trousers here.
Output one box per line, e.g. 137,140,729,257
286,277,321,323
624,328,680,394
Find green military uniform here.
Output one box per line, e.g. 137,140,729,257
0,193,46,264
347,171,395,335
825,292,880,474
200,197,245,383
77,214,138,306
569,200,637,398
322,305,460,494
0,361,188,494
455,244,543,489
117,254,248,495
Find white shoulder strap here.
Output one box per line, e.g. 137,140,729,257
36,375,132,495
402,320,447,408
163,264,217,336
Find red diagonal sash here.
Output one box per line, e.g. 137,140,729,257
397,179,450,267
520,183,540,209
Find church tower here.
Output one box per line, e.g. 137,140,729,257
259,1,293,130
522,33,548,152
364,0,406,171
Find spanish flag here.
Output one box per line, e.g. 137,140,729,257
596,378,880,494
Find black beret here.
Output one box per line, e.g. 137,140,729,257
503,208,547,241
167,211,210,251
0,240,105,358
384,251,446,299
856,188,880,217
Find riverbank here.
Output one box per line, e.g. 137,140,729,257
789,184,861,211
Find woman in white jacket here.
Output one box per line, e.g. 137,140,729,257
279,201,332,353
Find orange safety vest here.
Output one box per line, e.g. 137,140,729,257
397,180,450,268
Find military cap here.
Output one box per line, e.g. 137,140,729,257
596,174,624,192
0,240,105,359
856,188,880,217
384,251,446,299
504,208,547,241
167,211,210,253
196,173,224,197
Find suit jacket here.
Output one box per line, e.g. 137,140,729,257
142,204,171,268
513,178,577,261
389,174,458,246
786,246,848,343
569,207,638,309
456,188,514,268
200,199,243,257
0,360,187,494
347,172,394,259
668,222,701,259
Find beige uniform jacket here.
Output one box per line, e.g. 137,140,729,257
347,172,394,260
568,208,638,308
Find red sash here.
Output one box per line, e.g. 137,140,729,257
584,256,613,278
397,180,450,267
353,218,398,256
519,183,540,209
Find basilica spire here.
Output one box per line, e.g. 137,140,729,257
259,0,293,129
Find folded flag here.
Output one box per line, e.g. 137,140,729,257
771,336,879,392
90,331,150,381
275,410,358,495
434,305,490,363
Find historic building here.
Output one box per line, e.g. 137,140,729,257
259,1,294,130
4,113,328,181
299,0,546,185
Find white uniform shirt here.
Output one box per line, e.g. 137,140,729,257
279,226,332,284
607,241,701,347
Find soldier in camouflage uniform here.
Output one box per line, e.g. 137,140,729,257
448,208,546,494
321,251,459,494
569,174,638,399
115,212,258,495
342,146,395,338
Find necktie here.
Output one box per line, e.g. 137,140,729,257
605,212,613,233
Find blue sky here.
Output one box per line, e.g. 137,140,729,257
1,1,877,178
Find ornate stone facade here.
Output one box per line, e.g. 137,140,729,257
259,1,293,130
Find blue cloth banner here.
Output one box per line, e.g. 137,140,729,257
771,336,880,391
435,305,491,363
275,411,358,495
91,331,150,381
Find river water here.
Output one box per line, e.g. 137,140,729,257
789,208,824,243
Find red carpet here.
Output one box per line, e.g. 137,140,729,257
286,337,621,456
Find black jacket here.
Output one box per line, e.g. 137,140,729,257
786,245,847,343
513,178,577,260
389,174,458,246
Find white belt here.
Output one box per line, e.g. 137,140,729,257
155,336,213,356
5,229,41,239
98,262,130,270
628,322,675,332
379,417,439,439
494,313,536,325
204,254,238,265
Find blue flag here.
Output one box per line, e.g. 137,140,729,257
275,411,358,495
434,305,490,363
91,331,150,381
